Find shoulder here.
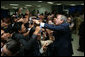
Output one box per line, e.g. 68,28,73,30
12,33,25,39
61,23,70,31
61,23,70,27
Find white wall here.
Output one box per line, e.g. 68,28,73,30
35,5,52,14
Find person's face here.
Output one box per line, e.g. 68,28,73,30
47,15,51,19
1,30,11,40
18,8,22,13
1,33,11,40
67,17,71,23
3,18,6,22
51,14,54,17
48,20,53,24
39,15,44,19
1,30,4,35
3,18,10,23
13,18,18,22
25,15,29,18
20,24,26,33
53,15,63,25
53,18,57,25
2,45,12,56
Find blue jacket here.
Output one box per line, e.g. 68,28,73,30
43,23,73,56
44,23,71,41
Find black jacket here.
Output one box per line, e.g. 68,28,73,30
43,23,73,56
12,33,40,56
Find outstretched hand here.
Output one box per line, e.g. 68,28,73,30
32,19,40,25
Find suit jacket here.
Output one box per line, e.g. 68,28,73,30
78,22,84,37
43,23,73,56
12,33,40,56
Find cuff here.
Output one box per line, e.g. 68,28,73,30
27,28,31,31
40,48,44,54
40,23,45,28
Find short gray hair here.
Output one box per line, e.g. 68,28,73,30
60,15,67,23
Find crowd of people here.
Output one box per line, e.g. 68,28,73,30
1,8,84,56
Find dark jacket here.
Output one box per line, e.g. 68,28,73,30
43,23,73,56
78,22,84,37
12,33,40,56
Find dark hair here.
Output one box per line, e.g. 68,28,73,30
1,39,7,44
29,26,36,38
16,8,20,12
4,24,14,33
6,39,20,54
13,22,23,33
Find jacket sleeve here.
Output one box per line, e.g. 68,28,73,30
24,34,37,50
44,23,67,31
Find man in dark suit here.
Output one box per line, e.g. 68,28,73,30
77,21,84,52
33,14,73,56
12,22,41,56
1,22,41,56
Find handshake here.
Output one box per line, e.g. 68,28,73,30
32,19,45,28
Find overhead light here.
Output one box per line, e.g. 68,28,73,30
12,7,18,9
25,5,32,7
47,2,53,4
56,3,62,5
37,5,41,7
70,4,76,6
38,1,42,2
81,3,84,5
10,4,19,6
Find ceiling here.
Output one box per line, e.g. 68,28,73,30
1,1,84,9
